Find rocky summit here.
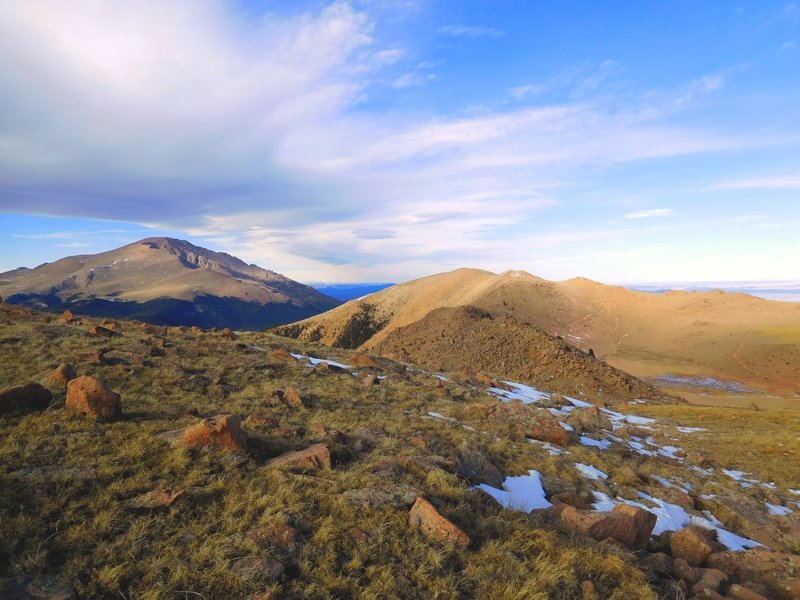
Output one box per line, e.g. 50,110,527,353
0,237,340,330
0,302,799,600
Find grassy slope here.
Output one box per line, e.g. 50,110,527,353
0,306,654,600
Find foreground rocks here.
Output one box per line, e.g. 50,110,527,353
178,415,246,452
264,444,330,472
0,383,52,415
47,363,77,386
409,497,471,547
557,504,656,551
65,376,121,422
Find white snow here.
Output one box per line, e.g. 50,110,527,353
566,396,593,409
676,426,707,433
473,469,552,512
592,491,763,551
579,436,612,450
788,488,800,496
290,353,352,370
765,502,793,516
600,408,656,426
488,381,550,404
528,439,569,456
575,463,608,480
723,468,747,481
559,421,574,432
427,411,457,422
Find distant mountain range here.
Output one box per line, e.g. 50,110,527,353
274,268,800,399
309,283,394,301
0,237,340,329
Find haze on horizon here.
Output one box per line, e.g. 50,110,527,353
1,1,799,284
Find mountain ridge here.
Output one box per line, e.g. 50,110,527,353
0,237,340,329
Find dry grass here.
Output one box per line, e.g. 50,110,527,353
0,306,657,599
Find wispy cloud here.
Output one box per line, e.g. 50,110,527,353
709,176,800,190
439,25,504,38
623,208,674,220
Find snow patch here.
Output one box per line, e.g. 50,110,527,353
575,463,608,480
473,470,552,512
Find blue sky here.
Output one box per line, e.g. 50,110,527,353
0,1,798,283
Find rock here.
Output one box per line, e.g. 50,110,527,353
268,347,296,362
670,525,715,566
727,583,771,600
221,328,236,340
357,373,379,387
231,557,283,579
60,310,75,323
72,349,104,364
580,580,597,600
178,414,246,452
408,497,470,547
48,363,77,386
264,444,330,472
689,585,725,600
100,319,118,331
465,401,574,446
409,435,427,449
246,523,299,554
88,325,115,337
695,568,728,592
645,552,674,577
16,575,76,600
125,489,185,512
0,383,53,415
672,557,697,583
65,376,121,422
567,406,613,433
706,549,800,600
455,440,503,487
551,492,594,510
342,485,421,509
350,353,378,367
283,386,305,409
558,504,656,550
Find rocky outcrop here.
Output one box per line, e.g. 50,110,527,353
408,497,470,547
669,525,715,566
65,376,121,421
463,400,574,446
0,383,52,415
48,363,77,386
455,440,503,487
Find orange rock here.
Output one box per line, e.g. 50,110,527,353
48,363,77,386
66,376,121,422
558,504,656,550
88,325,115,337
265,443,330,472
126,489,185,512
408,497,470,547
670,525,715,566
221,328,236,339
60,310,75,323
350,353,378,367
178,414,246,452
283,386,305,409
245,413,281,429
246,523,299,554
268,347,296,362
0,383,53,415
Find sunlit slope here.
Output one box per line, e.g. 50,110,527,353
275,269,800,396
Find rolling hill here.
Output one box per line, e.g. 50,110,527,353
274,268,800,400
0,237,340,329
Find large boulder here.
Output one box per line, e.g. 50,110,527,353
0,383,52,415
264,443,330,472
455,440,503,487
558,504,656,550
65,376,121,422
408,497,470,547
178,414,246,452
88,325,115,338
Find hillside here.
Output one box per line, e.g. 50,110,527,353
274,269,800,400
1,304,799,599
372,305,658,402
0,238,340,329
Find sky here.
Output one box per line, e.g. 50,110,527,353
1,0,799,284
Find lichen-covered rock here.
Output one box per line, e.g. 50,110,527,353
558,504,656,550
670,525,715,566
264,443,330,472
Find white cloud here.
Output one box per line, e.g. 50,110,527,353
623,208,674,220
710,177,800,190
439,25,504,37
